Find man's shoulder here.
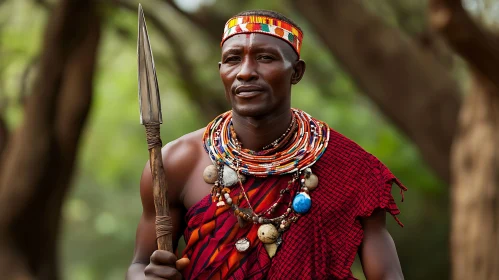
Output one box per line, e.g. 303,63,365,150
319,126,375,167
305,112,367,157
302,112,375,166
163,127,206,154
327,127,369,154
161,127,208,169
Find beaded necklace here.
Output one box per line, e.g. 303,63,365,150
203,108,330,176
232,113,297,156
202,108,330,257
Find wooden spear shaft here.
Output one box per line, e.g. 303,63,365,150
138,4,173,252
146,124,173,252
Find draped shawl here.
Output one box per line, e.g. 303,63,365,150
181,128,406,279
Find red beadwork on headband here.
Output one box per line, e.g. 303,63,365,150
221,15,303,56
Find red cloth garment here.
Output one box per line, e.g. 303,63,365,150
181,128,407,280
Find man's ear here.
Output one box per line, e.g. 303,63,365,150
291,59,306,85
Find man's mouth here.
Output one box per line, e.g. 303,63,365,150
236,90,264,98
234,85,264,98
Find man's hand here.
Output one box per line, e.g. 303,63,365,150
144,250,190,280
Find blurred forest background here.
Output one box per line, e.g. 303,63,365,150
1,0,498,279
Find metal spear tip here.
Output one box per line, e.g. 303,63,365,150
137,3,162,125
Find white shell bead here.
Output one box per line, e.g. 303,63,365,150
235,238,250,252
223,166,239,186
216,201,225,207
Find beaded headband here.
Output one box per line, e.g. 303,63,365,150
221,15,304,56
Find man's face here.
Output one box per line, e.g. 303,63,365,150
219,33,302,118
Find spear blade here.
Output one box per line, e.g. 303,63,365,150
137,3,162,125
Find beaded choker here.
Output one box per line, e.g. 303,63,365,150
230,112,297,156
203,108,330,177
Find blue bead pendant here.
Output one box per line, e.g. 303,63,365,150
292,192,312,214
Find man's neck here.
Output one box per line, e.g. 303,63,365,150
231,109,293,152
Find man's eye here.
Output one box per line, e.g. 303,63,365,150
258,55,274,61
225,56,241,63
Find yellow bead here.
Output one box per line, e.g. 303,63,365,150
257,224,279,244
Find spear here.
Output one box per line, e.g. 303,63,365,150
137,3,173,252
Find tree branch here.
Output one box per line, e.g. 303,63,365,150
34,0,52,10
110,23,178,72
292,0,462,183
429,0,499,88
115,0,227,120
0,21,8,159
0,116,7,158
160,0,225,42
386,0,426,35
18,56,39,105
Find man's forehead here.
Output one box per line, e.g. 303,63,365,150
221,33,293,53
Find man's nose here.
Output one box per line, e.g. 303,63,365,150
236,58,258,82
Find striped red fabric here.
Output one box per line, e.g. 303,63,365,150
181,128,407,279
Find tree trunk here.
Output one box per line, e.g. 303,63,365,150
292,0,461,184
429,1,499,279
0,117,7,158
0,0,101,279
450,71,499,280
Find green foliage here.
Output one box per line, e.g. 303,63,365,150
1,0,450,279
0,0,46,126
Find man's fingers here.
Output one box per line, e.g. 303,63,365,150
176,257,190,270
144,264,182,280
150,250,177,265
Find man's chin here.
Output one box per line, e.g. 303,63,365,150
231,104,270,118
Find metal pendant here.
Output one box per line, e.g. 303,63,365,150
235,237,250,252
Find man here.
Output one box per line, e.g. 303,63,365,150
127,9,406,280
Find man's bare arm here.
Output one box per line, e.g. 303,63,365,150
359,208,404,280
126,139,197,279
